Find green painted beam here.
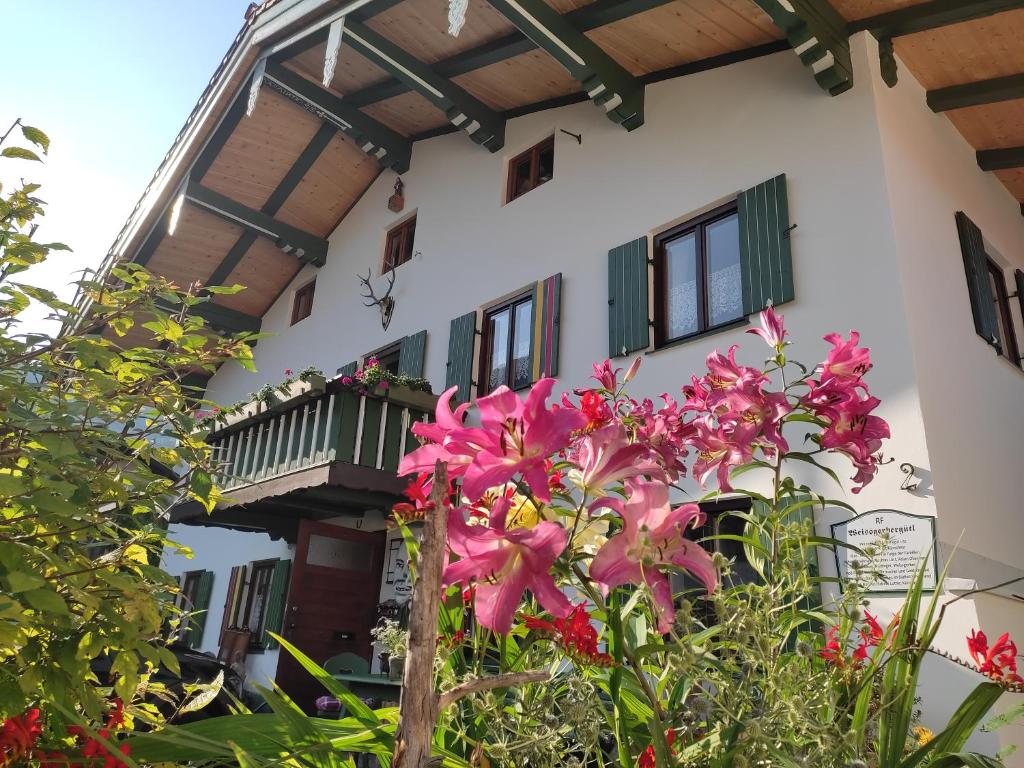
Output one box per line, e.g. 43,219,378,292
156,300,261,334
343,0,673,109
977,146,1024,171
183,180,329,267
263,61,412,173
207,123,337,288
484,0,644,129
750,0,853,95
848,0,1024,37
927,73,1024,112
344,20,505,151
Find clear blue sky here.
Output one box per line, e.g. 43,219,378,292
1,0,253,322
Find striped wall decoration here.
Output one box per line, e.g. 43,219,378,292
531,273,562,380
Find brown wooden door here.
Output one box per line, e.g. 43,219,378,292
275,519,385,711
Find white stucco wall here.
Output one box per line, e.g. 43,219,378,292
863,38,1024,760
162,525,293,689
180,33,1023,756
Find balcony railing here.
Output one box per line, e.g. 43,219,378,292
207,383,436,492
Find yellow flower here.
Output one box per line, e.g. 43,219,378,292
912,726,934,746
507,494,541,529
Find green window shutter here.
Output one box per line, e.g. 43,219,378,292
186,570,214,649
337,361,358,378
956,211,1001,350
262,559,292,650
608,236,650,358
1015,270,1024,338
738,173,795,315
445,311,478,405
398,330,428,378
219,565,244,645
529,273,562,379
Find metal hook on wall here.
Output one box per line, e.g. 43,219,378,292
899,462,919,492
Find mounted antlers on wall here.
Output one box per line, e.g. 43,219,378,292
359,268,396,330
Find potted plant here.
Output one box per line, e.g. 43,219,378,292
371,619,408,681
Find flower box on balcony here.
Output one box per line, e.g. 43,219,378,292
372,383,436,412
267,374,327,414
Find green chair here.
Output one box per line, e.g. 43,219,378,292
323,652,369,676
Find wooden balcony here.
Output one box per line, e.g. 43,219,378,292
173,381,436,539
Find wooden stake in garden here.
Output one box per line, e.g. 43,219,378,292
393,460,448,768
392,461,549,767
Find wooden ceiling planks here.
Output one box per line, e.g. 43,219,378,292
994,168,1024,200
366,0,516,65
945,99,1024,150
362,90,451,136
200,88,323,210
146,206,242,289
284,39,391,96
454,50,580,110
889,9,1024,89
587,0,779,75
830,0,924,22
275,131,382,236
213,237,305,318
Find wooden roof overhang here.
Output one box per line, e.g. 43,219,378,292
88,0,1024,344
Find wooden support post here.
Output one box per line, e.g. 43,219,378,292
393,461,448,768
392,462,552,767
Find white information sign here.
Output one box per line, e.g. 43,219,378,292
831,510,938,593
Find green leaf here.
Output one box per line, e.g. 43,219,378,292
5,571,47,593
21,587,70,615
1,146,41,162
983,699,1024,732
20,125,50,152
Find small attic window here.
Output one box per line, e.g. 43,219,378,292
506,136,554,203
291,279,316,325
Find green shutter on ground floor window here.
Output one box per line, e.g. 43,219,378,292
398,330,427,378
446,311,478,405
185,570,214,649
1016,270,1024,342
955,211,1001,351
608,236,650,358
219,565,244,644
262,559,291,650
337,361,358,378
530,274,562,380
738,174,795,315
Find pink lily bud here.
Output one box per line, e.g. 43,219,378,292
623,357,642,384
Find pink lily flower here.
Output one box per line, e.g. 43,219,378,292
590,480,717,632
443,497,572,634
820,331,872,382
398,386,475,479
570,423,664,493
716,384,792,456
704,346,764,392
746,305,788,350
458,379,587,503
592,360,622,392
690,423,753,492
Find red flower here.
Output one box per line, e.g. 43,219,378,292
0,709,42,764
968,629,1023,684
523,606,615,667
638,728,677,768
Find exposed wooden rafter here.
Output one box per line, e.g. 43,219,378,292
343,20,506,150
749,0,852,95
181,180,329,266
207,122,338,288
848,0,1024,37
261,61,412,173
188,302,262,334
977,146,1024,171
927,73,1024,112
485,0,645,129
344,0,675,109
